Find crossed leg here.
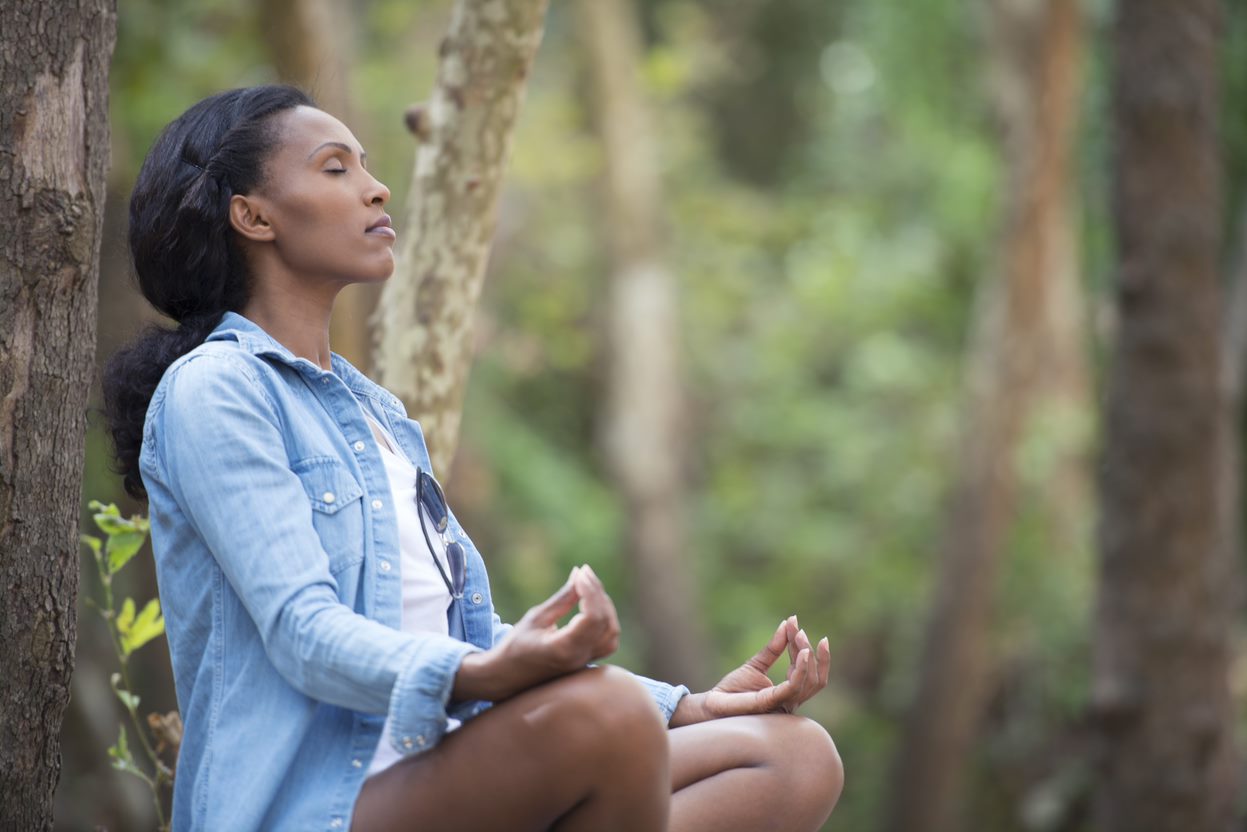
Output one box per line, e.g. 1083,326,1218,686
350,666,670,832
351,668,843,832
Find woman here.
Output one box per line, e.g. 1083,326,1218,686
103,85,842,832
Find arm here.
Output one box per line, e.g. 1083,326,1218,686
150,353,476,745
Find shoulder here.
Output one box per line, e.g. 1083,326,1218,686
154,343,279,413
144,343,287,454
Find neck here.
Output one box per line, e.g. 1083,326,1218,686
240,281,339,371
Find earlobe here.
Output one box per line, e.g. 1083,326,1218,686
229,194,275,242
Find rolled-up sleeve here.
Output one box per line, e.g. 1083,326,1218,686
149,352,476,750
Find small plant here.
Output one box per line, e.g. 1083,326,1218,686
81,500,177,832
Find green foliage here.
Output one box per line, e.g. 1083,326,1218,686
87,0,1247,829
82,501,172,832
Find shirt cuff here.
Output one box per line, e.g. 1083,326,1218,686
630,673,691,724
385,638,481,757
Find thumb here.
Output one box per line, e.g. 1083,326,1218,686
526,567,582,627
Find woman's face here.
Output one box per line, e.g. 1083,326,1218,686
241,105,396,286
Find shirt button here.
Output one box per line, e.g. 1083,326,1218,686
402,736,413,749
351,758,362,768
371,499,383,509
379,560,392,572
323,491,336,504
471,592,483,605
321,377,329,385
417,735,427,747
353,441,366,452
329,819,343,829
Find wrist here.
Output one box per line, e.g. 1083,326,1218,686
669,692,708,727
453,650,505,702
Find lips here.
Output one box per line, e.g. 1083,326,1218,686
366,214,396,240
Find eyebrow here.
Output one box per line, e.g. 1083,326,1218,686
307,141,367,163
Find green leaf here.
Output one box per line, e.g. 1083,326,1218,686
108,724,131,763
109,674,140,712
80,534,102,560
107,725,148,781
90,502,151,540
91,502,128,535
121,598,165,656
116,597,136,637
106,530,147,573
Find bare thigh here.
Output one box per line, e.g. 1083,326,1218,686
350,667,669,832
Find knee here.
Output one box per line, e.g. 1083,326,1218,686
772,716,844,821
547,666,668,756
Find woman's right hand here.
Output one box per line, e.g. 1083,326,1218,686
452,564,621,703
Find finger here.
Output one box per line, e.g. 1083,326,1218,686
577,567,621,650
527,567,581,627
785,616,799,665
786,648,812,712
556,609,618,662
746,620,790,674
796,628,817,701
573,566,611,619
817,637,831,690
762,650,808,713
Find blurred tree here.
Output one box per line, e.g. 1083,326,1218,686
375,0,551,475
693,0,838,186
1092,1,1239,830
0,1,116,828
579,0,710,688
259,0,378,372
886,0,1088,830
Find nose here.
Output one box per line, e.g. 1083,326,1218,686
365,171,390,206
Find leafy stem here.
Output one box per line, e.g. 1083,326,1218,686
83,500,173,832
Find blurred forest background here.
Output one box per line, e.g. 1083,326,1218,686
56,0,1247,829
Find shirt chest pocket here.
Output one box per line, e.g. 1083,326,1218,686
292,457,366,575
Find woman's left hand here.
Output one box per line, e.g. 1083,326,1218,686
670,616,830,728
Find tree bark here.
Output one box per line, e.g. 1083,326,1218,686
375,0,550,476
885,1,1087,830
1093,2,1238,830
258,0,377,373
0,1,116,828
578,0,711,689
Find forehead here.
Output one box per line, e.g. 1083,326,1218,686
271,106,362,159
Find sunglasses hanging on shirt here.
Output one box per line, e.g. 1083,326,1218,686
416,468,467,599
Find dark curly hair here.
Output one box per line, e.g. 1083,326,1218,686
102,85,314,500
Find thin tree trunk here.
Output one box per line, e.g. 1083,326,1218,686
578,0,710,689
0,1,116,828
375,0,550,476
258,0,377,373
1093,2,1238,829
885,2,1086,830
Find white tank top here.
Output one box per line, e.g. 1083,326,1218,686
358,409,458,778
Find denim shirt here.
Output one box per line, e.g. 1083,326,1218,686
139,312,688,831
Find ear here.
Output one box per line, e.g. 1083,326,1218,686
229,194,276,243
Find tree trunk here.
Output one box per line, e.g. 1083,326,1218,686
375,0,550,476
258,0,377,373
1092,2,1239,830
0,1,116,828
578,0,711,689
885,2,1086,830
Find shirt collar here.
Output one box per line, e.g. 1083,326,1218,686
206,311,406,414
